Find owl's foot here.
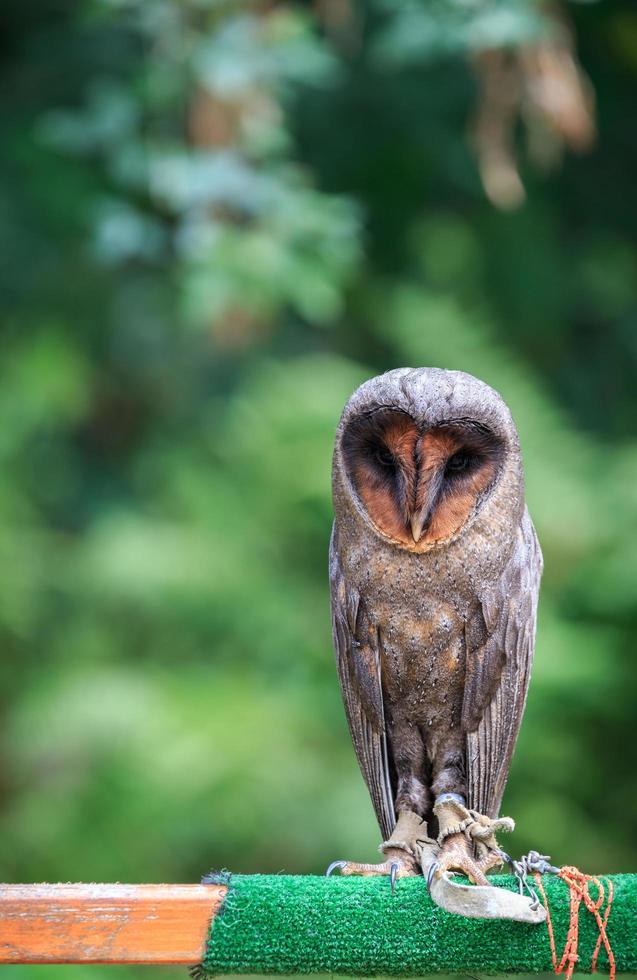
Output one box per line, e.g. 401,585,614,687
428,834,500,887
424,795,545,923
326,810,430,892
326,851,418,892
428,794,514,886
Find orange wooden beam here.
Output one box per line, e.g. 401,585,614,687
0,883,227,964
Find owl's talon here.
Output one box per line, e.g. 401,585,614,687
325,860,347,877
426,861,439,892
499,849,515,873
390,862,398,895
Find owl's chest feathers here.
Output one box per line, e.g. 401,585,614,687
343,538,479,728
378,604,467,730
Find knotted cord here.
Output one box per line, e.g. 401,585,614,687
532,864,615,980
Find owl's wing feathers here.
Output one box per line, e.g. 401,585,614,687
464,508,543,818
329,528,396,841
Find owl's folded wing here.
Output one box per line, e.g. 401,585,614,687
463,508,543,818
329,527,396,841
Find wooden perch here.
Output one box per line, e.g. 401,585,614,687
0,874,633,974
0,883,227,964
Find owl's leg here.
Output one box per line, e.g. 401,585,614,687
392,717,432,817
426,738,513,885
326,810,431,888
428,794,514,886
327,723,436,887
429,735,467,802
424,742,544,921
377,720,437,879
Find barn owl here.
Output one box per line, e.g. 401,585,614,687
327,367,542,893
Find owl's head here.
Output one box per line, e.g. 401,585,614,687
334,368,523,551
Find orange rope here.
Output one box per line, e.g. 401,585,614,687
534,867,615,980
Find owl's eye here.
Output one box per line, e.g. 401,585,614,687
374,446,396,472
445,451,474,476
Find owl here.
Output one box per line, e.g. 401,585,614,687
327,367,542,890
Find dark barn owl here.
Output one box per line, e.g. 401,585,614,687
327,368,542,889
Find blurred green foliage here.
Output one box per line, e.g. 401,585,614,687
1,1,637,977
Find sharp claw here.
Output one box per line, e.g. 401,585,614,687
426,861,439,892
325,860,347,877
390,862,398,895
499,849,515,873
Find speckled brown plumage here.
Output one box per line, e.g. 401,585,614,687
330,367,543,850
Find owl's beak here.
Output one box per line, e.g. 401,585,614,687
410,509,428,543
410,467,444,542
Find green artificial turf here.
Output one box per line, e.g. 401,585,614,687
197,872,636,976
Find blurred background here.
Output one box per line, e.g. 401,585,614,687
2,0,636,977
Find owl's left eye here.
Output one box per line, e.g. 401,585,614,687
445,451,474,475
374,446,396,471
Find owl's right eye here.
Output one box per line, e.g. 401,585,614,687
374,446,396,472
